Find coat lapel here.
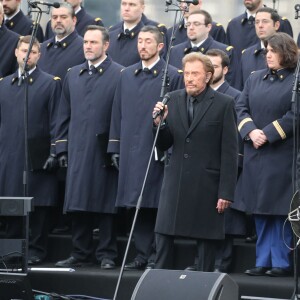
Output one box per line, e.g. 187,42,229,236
176,90,189,132
187,87,215,135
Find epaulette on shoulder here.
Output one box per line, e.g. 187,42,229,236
281,16,288,21
95,17,102,22
53,76,61,81
0,78,3,81
226,46,234,51
242,49,246,54
178,69,183,74
157,23,166,28
67,68,72,72
216,23,223,27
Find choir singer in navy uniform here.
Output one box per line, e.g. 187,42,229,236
55,25,123,269
0,2,18,77
44,0,104,40
1,0,44,41
108,25,183,271
108,0,167,67
0,35,61,265
152,52,238,271
233,32,297,277
39,2,85,81
169,10,238,88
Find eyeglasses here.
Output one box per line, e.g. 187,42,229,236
184,22,206,28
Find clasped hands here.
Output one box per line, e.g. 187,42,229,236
249,129,267,149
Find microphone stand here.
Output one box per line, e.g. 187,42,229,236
19,0,48,274
112,2,185,300
290,31,300,300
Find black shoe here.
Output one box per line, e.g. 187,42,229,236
28,256,43,266
245,267,269,276
245,234,257,243
55,256,92,268
146,262,155,269
265,268,292,277
124,260,146,271
51,225,71,234
185,264,197,271
99,258,115,270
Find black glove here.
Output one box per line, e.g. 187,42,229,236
43,154,58,171
58,153,68,168
111,154,119,171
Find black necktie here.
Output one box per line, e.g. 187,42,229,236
248,16,255,24
188,96,196,126
54,41,62,48
185,46,200,55
122,29,131,38
89,65,96,74
143,67,151,74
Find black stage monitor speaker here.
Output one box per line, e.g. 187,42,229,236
0,272,34,300
0,197,33,216
131,269,239,300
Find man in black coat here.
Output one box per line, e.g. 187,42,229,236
39,2,85,81
153,52,238,271
2,0,44,41
54,26,122,269
0,2,18,77
44,0,104,40
108,25,183,270
0,36,61,265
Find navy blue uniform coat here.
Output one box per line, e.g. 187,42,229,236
39,31,85,81
169,37,238,87
55,57,123,213
233,68,294,215
5,10,44,42
108,59,183,208
0,68,61,206
0,25,18,77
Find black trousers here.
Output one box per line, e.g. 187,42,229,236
155,233,217,271
71,211,117,262
214,235,234,271
129,208,157,264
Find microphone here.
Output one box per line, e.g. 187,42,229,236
29,1,61,8
152,94,170,119
177,0,199,5
295,4,300,19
